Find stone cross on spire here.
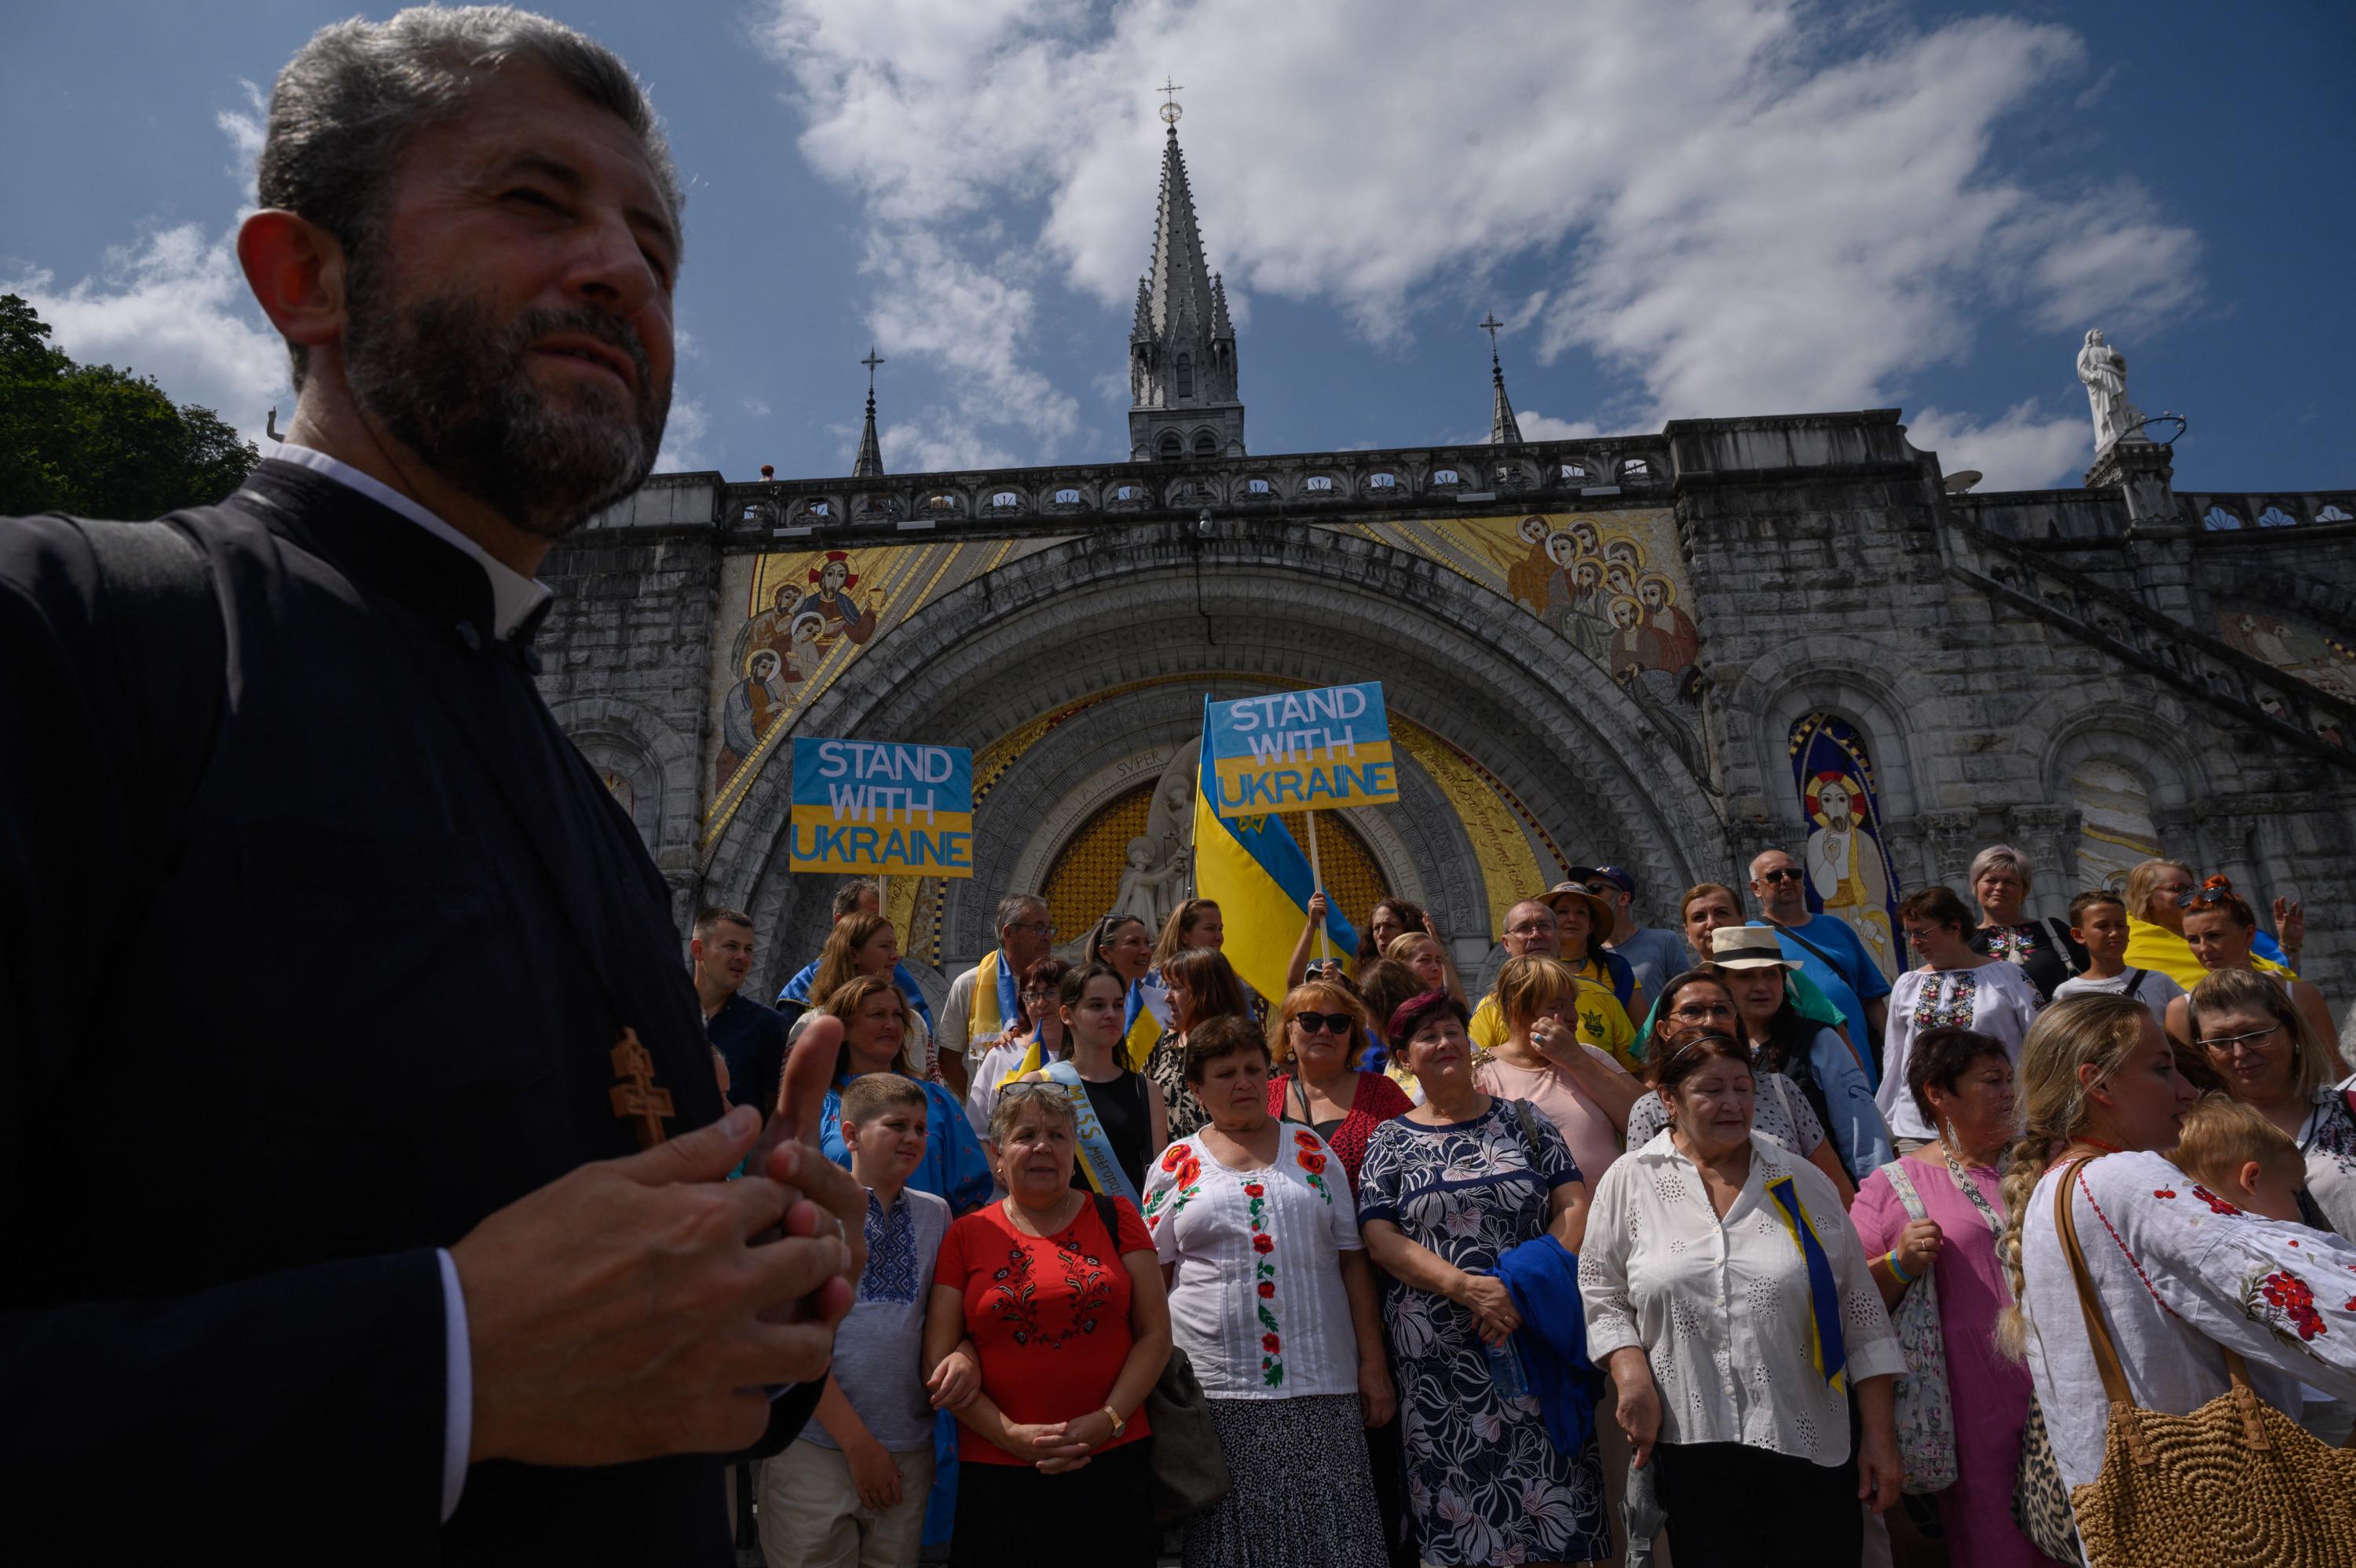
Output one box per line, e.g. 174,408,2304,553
852,345,885,479
1482,312,1523,446
1128,87,1245,462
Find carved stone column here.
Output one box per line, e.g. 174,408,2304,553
2006,803,2081,921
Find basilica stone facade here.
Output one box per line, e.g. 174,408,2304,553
536,128,2356,1014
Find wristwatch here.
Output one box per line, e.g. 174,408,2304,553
1101,1403,1127,1438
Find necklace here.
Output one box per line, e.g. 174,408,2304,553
1003,1190,1081,1237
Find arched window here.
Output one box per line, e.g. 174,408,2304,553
1304,475,1333,492
1053,488,1081,506
1246,477,1271,495
1193,430,1218,458
1431,468,1461,487
1114,484,1140,502
990,491,1019,510
2257,506,2299,528
1621,457,1653,480
1368,472,1397,490
2204,506,2243,532
2319,505,2353,523
1176,353,1194,398
807,499,830,517
1559,462,1587,482
1158,431,1183,460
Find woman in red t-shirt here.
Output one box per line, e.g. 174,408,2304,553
924,1081,1171,1566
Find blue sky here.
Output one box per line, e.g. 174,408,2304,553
4,0,2349,492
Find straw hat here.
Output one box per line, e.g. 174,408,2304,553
1709,923,1801,970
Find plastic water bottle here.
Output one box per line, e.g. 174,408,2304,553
1483,1335,1529,1399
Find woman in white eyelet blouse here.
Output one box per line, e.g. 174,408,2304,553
1580,1026,1903,1566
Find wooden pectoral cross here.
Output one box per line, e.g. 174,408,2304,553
609,1028,674,1150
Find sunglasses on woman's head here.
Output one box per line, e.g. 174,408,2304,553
1292,1011,1355,1035
2176,878,2237,909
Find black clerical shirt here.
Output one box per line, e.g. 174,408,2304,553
0,459,813,1563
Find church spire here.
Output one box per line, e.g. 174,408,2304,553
853,345,885,478
1481,311,1523,446
1128,82,1245,462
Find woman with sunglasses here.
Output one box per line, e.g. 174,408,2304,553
2184,967,2356,1234
2120,857,2305,992
2165,877,2339,1065
964,957,1071,1140
1266,979,1413,1198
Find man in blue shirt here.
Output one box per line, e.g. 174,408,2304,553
693,906,791,1114
1749,848,1892,1084
776,879,936,1036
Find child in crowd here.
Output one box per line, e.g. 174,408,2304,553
2171,1094,2354,1443
2055,890,2186,1016
760,1074,951,1568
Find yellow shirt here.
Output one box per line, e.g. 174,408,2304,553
2124,916,2294,992
1469,978,1640,1073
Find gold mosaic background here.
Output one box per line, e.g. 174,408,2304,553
1043,780,1391,948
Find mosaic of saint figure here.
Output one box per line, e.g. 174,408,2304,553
1790,713,1902,981
2219,609,2356,700
806,550,879,646
1637,575,1699,673
1503,515,1553,614
746,583,804,663
716,648,789,786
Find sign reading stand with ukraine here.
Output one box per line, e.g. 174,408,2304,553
788,738,975,879
1204,682,1400,818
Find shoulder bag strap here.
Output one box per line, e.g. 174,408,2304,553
2051,1157,2139,1415
1881,1158,1927,1222
1510,1097,1546,1167
1092,1191,1124,1252
1775,919,1850,978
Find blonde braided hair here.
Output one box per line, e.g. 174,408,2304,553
1996,992,2153,1361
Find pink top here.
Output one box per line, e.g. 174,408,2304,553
1472,1050,1630,1189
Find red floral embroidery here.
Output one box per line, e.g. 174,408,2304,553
2259,1270,2325,1340
1257,1281,1275,1298
1242,1182,1265,1198
2191,1185,2244,1217
1293,1130,1319,1149
1160,1145,1189,1172
1262,1332,1281,1353
1251,1233,1275,1255
1300,1152,1329,1174
2153,1189,2178,1200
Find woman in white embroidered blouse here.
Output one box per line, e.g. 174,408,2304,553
1140,1016,1392,1568
1579,1025,1904,1566
1879,886,2041,1144
2000,992,2356,1503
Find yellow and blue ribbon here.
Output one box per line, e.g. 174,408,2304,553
1766,1175,1848,1394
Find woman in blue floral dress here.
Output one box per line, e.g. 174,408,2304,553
1357,990,1609,1566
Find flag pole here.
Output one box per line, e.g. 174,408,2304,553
1305,812,1330,963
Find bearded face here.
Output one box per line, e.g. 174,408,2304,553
342,250,667,540
820,561,850,594
1818,782,1854,827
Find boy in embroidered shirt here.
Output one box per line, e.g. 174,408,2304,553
2171,1094,2352,1442
759,1073,955,1568
2054,890,2185,1018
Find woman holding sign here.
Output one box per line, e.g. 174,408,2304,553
1010,962,1167,1203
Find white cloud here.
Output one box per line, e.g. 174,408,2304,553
5,223,291,448
743,397,774,418
756,0,2201,470
216,79,267,204
1516,408,1604,442
880,415,1017,474
657,394,713,471
1904,400,2092,492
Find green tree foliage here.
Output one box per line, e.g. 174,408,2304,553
0,293,262,519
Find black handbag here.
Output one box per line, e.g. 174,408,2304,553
1092,1193,1232,1526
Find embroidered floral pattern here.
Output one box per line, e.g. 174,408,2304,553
1243,1179,1284,1386
861,1190,920,1304
982,1221,1115,1348
1296,1146,1333,1204
2191,1185,2244,1217
1144,1142,1205,1232
1911,970,1981,1033
2153,1189,2178,1200
2246,1267,2327,1342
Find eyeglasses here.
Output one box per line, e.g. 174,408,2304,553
1669,1001,1735,1021
1291,1012,1356,1035
1005,920,1054,937
2197,1025,2283,1054
1758,868,1804,884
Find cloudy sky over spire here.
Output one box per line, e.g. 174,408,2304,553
5,0,2345,491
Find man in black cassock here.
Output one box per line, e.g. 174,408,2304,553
0,9,867,1562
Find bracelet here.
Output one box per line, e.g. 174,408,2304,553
1885,1248,1915,1284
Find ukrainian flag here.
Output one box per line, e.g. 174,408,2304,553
1191,698,1361,1006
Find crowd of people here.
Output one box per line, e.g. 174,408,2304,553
685,846,2356,1567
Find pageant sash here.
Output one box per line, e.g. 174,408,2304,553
1044,1059,1140,1207
1766,1174,1849,1393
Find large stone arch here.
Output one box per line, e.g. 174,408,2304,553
550,694,701,925
708,519,1727,996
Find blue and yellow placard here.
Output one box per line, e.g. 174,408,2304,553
1204,683,1399,818
788,738,975,878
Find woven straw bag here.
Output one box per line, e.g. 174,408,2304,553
2051,1157,2356,1566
